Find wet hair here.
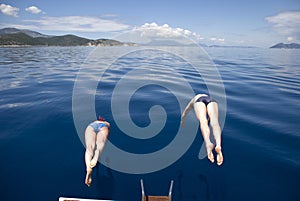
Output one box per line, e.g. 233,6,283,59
98,116,105,121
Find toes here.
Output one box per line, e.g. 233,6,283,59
85,181,91,187
85,171,92,187
208,152,215,163
217,152,223,166
206,143,215,163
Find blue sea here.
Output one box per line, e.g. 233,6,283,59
0,46,299,201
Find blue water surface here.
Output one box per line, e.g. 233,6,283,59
0,46,299,201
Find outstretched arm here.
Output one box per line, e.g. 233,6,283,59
181,97,195,127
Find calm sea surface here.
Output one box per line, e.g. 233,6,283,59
0,46,299,201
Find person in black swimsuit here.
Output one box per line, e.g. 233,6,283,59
84,116,110,187
181,94,223,166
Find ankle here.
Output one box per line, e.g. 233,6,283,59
215,146,222,152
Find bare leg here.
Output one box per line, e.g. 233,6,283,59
207,102,223,165
85,164,92,187
194,102,214,163
84,127,96,186
90,127,109,168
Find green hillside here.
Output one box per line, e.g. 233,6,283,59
0,29,134,46
0,33,44,46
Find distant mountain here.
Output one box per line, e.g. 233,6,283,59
40,34,92,46
208,45,256,48
0,27,50,38
0,28,135,46
0,33,44,46
0,32,92,46
270,43,300,49
89,38,124,46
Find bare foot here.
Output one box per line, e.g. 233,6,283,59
206,142,215,163
90,150,100,168
215,146,223,166
85,170,92,187
90,159,97,168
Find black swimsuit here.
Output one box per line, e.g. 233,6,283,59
195,96,217,106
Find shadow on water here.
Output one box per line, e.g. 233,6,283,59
92,161,116,199
174,144,227,201
198,174,210,201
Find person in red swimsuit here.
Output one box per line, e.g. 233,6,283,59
181,94,224,166
84,116,110,187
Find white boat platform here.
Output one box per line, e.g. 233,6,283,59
59,198,117,201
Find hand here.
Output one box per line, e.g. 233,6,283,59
181,120,185,127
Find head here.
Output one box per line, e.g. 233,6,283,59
98,116,105,121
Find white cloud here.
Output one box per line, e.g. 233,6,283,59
129,22,203,44
136,22,196,38
25,6,43,14
0,4,19,17
266,11,300,41
24,16,130,32
210,37,225,42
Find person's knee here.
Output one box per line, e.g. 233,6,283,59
86,144,95,153
200,121,210,133
96,141,105,149
210,119,220,129
200,118,209,126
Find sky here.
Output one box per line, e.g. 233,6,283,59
0,0,299,47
